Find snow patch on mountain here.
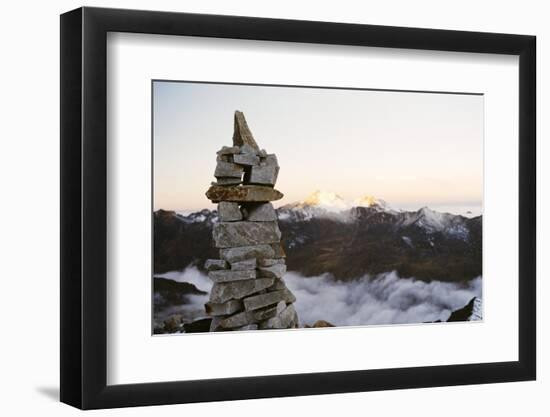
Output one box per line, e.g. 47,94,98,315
399,207,470,239
401,236,413,247
278,190,354,222
176,209,218,224
354,195,398,213
275,191,476,241
171,191,477,242
278,190,403,223
302,190,350,212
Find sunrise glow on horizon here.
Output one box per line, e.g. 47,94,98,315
153,81,483,215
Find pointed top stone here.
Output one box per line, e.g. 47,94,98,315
233,111,260,151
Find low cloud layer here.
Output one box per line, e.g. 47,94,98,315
285,271,481,326
154,267,212,324
154,268,481,327
156,267,213,293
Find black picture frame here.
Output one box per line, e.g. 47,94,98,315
60,6,536,410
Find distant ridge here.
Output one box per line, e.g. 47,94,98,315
154,191,482,282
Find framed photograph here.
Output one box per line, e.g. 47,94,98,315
60,6,536,409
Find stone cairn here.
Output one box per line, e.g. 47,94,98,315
204,111,299,331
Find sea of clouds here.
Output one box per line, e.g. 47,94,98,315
154,267,482,327
285,271,481,326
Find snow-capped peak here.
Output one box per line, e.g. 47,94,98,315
279,192,470,239
355,195,378,207
417,206,448,230
176,209,218,224
277,190,353,222
354,195,395,212
302,190,350,213
399,206,469,239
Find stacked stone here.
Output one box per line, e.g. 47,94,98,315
203,111,299,331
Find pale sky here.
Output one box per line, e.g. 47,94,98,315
153,81,483,213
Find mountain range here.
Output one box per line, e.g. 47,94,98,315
154,191,482,282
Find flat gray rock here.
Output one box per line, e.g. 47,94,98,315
243,290,286,311
218,202,242,222
281,287,297,304
217,146,240,155
242,202,277,221
218,305,280,329
234,153,260,166
235,324,258,331
208,269,256,283
263,154,278,165
214,161,243,178
230,258,256,271
249,164,279,186
210,316,226,332
268,279,287,291
240,143,258,155
251,302,283,321
212,221,281,248
259,304,296,330
276,300,287,313
216,154,231,162
249,154,279,185
258,258,285,267
265,284,296,304
212,177,242,186
258,263,287,279
205,299,242,316
290,309,299,328
219,311,257,329
204,259,228,271
209,278,274,304
221,300,287,328
220,244,275,263
206,185,283,203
